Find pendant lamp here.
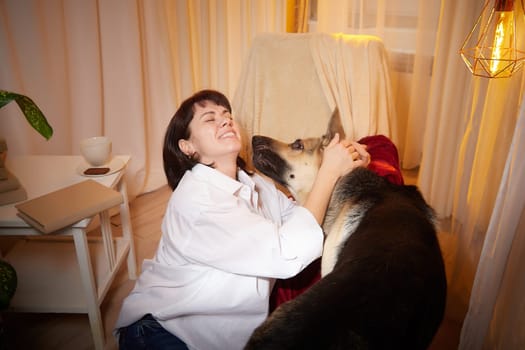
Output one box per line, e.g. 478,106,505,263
460,0,525,78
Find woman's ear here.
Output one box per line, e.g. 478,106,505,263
178,139,194,157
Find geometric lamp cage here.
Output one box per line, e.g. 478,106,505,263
460,0,525,78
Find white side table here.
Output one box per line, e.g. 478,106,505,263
0,155,137,350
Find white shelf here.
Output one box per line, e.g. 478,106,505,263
5,237,130,313
0,155,137,350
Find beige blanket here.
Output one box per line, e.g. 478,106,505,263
233,32,397,164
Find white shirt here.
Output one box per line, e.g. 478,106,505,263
115,164,323,350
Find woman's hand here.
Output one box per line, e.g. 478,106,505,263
320,133,370,179
303,133,371,225
351,141,371,168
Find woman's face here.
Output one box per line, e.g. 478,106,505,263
179,100,242,165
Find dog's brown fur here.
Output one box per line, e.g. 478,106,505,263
245,111,447,350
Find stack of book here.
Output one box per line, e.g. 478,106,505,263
0,138,27,206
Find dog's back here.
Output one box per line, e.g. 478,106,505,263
245,168,447,350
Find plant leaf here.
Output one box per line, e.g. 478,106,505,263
0,90,53,140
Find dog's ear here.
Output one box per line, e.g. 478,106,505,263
322,108,346,146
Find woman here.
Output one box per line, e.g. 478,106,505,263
115,89,369,350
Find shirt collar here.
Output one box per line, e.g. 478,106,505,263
191,163,255,194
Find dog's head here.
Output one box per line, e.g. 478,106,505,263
252,109,345,203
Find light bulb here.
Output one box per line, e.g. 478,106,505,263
489,6,514,75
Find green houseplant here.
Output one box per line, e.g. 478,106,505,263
0,90,53,313
0,90,53,140
0,259,16,346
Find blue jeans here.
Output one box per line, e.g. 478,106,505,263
118,314,189,350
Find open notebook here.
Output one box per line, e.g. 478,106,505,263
15,179,123,234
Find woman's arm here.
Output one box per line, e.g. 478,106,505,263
302,134,369,224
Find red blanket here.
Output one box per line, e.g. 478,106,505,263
270,134,404,312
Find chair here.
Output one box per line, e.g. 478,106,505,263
232,32,403,310
233,32,399,165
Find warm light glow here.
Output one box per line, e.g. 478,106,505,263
459,0,525,78
490,10,514,74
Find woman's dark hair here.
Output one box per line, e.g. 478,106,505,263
163,89,248,190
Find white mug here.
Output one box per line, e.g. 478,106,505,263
80,136,112,166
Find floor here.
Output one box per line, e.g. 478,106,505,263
0,168,462,349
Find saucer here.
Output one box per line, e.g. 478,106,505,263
77,157,125,177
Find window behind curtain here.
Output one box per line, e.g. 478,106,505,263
309,0,426,73
348,0,418,52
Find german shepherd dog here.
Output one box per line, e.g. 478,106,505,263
245,112,447,350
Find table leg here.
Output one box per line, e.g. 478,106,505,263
117,177,137,279
72,227,105,350
100,210,116,269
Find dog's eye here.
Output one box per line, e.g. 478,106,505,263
291,139,304,150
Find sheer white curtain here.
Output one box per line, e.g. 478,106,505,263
429,1,525,348
315,0,525,348
0,0,286,198
459,82,525,348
